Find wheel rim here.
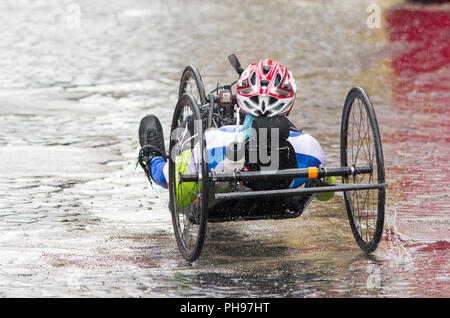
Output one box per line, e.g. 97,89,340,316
169,95,207,260
342,89,385,251
183,76,202,105
179,66,207,106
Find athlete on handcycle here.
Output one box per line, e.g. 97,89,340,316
137,59,334,218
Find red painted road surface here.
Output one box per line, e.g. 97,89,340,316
381,3,449,296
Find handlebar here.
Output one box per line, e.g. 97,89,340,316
228,54,244,76
208,54,243,95
200,54,244,127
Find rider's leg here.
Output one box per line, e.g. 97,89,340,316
148,157,168,188
137,114,168,187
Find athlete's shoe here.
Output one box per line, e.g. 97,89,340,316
137,115,166,182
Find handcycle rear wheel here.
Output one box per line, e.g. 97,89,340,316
168,94,209,262
341,87,386,253
178,65,207,106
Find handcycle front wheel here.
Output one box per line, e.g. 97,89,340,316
168,94,209,262
341,87,386,253
178,65,207,106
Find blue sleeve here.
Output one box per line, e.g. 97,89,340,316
291,153,321,188
150,157,168,188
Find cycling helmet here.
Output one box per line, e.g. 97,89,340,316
236,59,297,117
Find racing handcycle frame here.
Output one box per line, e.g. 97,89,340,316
168,54,387,262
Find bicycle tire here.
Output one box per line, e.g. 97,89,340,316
340,87,386,253
168,94,209,262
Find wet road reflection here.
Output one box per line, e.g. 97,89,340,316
0,0,448,297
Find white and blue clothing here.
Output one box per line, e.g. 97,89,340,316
150,124,326,189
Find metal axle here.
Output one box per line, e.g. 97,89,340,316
215,183,388,200
180,165,372,183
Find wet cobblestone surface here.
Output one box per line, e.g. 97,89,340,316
0,0,448,297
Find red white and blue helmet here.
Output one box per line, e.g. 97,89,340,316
236,59,297,117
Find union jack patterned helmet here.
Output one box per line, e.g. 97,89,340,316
236,59,297,117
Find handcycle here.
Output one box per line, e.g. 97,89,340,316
169,54,387,262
